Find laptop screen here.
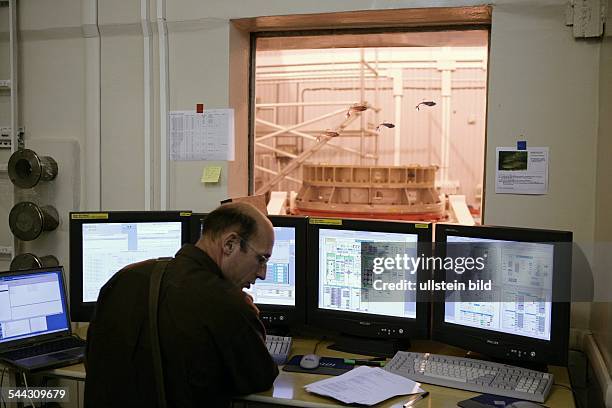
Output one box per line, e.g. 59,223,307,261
0,269,70,344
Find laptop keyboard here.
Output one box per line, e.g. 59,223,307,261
2,337,85,361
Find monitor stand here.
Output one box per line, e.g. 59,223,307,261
265,326,291,337
464,351,549,372
328,335,410,358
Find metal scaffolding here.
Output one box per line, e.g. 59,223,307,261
254,52,382,193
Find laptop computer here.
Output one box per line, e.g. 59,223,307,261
0,266,85,372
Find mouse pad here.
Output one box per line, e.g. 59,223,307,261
282,355,354,376
457,394,541,408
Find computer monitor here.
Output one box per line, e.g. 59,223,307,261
432,224,572,367
189,212,208,244
0,267,71,344
243,215,307,331
307,218,432,357
69,211,191,322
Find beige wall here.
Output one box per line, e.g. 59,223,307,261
4,0,608,338
591,5,612,375
100,31,145,210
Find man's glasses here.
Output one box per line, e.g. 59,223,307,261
239,237,270,266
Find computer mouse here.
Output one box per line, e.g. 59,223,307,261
299,354,320,369
506,401,544,408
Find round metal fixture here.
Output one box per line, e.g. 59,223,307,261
9,202,60,241
8,149,58,188
10,253,60,271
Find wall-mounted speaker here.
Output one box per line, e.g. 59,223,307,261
10,253,60,271
8,149,58,189
9,202,59,241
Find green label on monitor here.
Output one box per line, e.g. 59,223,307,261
180,212,192,217
309,218,342,226
415,223,429,229
71,213,109,220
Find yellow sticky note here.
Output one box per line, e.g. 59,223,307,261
201,166,221,183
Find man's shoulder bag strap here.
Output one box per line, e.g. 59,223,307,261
149,258,172,408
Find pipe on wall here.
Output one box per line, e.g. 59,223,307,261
9,0,19,258
81,0,101,210
157,0,169,210
141,0,154,210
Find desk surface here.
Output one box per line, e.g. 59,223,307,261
43,338,574,407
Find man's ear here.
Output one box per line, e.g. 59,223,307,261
221,232,240,255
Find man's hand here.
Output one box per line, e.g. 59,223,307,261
243,292,260,316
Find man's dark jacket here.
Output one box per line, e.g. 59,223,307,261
84,244,279,407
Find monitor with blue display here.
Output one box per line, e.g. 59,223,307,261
194,213,307,331
243,215,307,331
0,268,70,344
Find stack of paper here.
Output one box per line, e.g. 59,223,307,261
304,366,425,406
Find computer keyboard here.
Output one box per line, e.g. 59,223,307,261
384,351,554,403
265,335,292,365
1,336,85,361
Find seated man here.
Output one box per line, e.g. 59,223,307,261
85,203,279,407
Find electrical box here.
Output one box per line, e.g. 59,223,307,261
566,0,607,38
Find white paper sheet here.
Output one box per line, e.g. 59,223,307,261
305,366,424,406
495,147,549,194
169,109,234,161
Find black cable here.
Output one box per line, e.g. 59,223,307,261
22,372,36,408
313,336,328,355
0,367,6,408
553,382,572,391
42,377,48,408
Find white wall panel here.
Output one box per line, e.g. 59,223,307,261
101,33,145,210
20,38,85,142
486,4,598,242
168,23,231,212
20,0,82,31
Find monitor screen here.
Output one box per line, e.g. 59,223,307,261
192,214,306,329
443,236,553,341
0,268,70,344
317,228,417,319
248,216,307,329
70,211,191,321
307,218,431,355
244,225,297,307
432,224,572,367
82,222,183,302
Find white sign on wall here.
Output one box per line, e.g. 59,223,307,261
169,109,235,161
495,147,549,195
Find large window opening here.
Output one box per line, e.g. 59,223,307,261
251,29,489,223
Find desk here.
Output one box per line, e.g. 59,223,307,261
41,338,575,407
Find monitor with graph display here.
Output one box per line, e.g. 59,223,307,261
307,218,431,357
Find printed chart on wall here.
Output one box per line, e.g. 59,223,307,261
495,147,549,194
169,109,235,161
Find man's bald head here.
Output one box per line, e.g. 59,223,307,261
199,202,272,250
197,202,275,288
